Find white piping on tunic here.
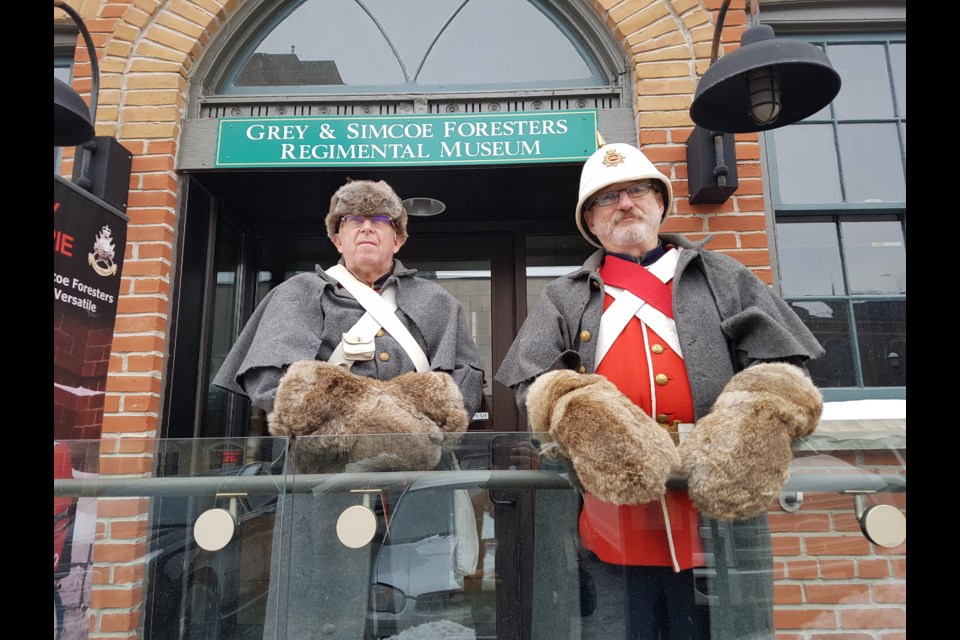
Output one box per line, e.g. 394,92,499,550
595,248,683,368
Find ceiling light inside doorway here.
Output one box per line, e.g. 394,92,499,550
402,197,446,217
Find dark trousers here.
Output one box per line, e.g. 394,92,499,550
623,565,706,640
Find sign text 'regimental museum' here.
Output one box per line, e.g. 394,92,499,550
214,109,598,167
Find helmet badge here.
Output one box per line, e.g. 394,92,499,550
602,148,625,167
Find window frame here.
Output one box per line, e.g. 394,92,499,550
763,31,906,402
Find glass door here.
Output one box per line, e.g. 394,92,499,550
401,233,519,431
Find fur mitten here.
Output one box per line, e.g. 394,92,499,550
268,360,469,472
676,362,823,521
526,369,679,505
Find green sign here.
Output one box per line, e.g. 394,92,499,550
214,110,598,167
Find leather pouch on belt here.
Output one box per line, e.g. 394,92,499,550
342,333,375,362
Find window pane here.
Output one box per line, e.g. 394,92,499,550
837,123,905,203
776,221,844,296
827,43,895,120
202,228,242,437
889,42,906,118
366,0,469,80
404,259,494,428
841,219,905,295
773,124,841,204
853,299,906,387
234,0,404,87
525,234,594,313
790,301,856,388
419,0,598,86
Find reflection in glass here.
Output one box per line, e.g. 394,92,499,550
525,234,594,312
828,44,895,120
225,0,604,93
776,221,844,297
773,124,842,204
203,227,242,438
142,438,288,639
842,219,906,295
790,301,855,388
838,123,906,203
405,259,494,425
235,0,403,86
854,299,906,387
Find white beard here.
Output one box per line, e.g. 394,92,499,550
595,208,659,248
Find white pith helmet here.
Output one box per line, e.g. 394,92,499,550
575,141,673,249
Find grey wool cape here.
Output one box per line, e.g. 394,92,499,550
495,233,825,640
213,258,484,417
496,233,824,418
212,259,484,640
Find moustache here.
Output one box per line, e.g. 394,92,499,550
611,208,649,224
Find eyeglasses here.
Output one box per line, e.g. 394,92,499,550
339,214,395,230
588,181,657,209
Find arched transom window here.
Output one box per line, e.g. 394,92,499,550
220,0,607,94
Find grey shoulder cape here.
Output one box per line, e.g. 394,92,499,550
212,259,484,415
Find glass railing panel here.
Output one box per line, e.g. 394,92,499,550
54,438,102,640
274,431,572,640
55,428,905,640
53,437,289,640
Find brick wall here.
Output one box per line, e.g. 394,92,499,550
771,450,907,639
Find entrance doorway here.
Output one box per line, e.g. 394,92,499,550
163,164,593,441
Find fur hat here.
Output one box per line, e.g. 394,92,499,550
325,179,408,240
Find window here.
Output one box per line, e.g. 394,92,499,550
767,34,905,399
220,0,606,94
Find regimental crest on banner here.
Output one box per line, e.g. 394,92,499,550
88,225,117,277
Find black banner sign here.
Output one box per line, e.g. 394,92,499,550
53,174,128,441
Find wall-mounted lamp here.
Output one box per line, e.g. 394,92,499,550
53,1,99,148
53,1,133,212
685,0,842,204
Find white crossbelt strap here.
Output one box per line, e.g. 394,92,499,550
595,248,683,368
325,265,430,372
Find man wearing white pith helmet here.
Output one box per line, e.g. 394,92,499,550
496,142,824,639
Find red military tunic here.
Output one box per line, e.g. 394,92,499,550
578,252,705,571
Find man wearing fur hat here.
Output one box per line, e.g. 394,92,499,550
496,143,824,639
213,178,484,638
214,178,484,453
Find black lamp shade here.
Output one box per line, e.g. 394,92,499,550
690,25,842,134
54,76,95,146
